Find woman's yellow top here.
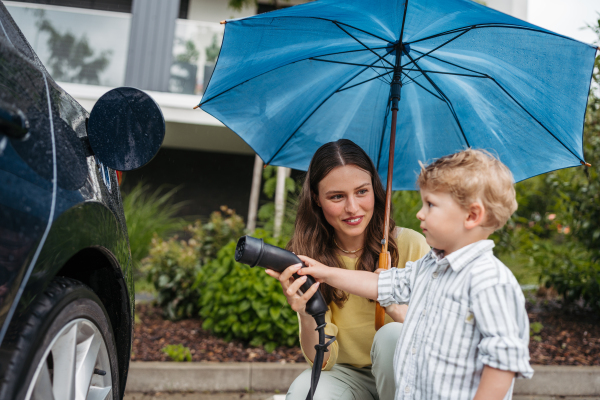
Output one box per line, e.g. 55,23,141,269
299,228,430,370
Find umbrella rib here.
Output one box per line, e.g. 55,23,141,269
401,29,473,68
332,21,396,69
404,51,470,147
401,71,444,101
244,15,396,44
266,58,387,166
337,70,394,92
487,77,584,162
309,58,392,69
398,0,410,46
201,48,389,106
408,26,473,45
315,46,390,59
408,23,582,46
329,19,396,44
403,68,486,78
410,49,488,77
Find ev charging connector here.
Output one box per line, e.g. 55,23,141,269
235,236,336,400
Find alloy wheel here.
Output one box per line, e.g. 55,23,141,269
25,318,113,400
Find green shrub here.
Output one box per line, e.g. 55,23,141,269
195,230,299,352
533,240,600,312
144,206,245,320
145,234,201,320
530,322,543,342
392,190,422,233
122,182,187,279
162,344,192,362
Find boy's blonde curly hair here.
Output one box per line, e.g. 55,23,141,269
417,149,518,230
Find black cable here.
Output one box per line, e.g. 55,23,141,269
305,314,336,400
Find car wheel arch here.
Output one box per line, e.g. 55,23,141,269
56,246,132,399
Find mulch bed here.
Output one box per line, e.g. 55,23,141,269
131,289,600,365
131,303,305,363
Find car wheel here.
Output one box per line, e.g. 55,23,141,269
1,276,119,400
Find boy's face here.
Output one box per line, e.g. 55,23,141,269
416,187,469,254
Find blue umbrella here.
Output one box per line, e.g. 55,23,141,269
197,0,597,327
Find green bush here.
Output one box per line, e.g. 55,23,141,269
195,230,299,352
161,344,192,362
144,207,245,320
392,190,422,233
122,182,187,279
145,234,201,320
534,241,600,312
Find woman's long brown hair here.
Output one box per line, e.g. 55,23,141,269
286,139,399,308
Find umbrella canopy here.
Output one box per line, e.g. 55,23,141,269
199,0,596,190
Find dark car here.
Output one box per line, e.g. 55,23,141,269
0,4,165,399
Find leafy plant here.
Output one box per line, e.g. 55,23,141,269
530,322,543,342
392,190,422,233
535,241,600,312
144,207,245,320
161,344,192,362
145,234,201,320
205,35,221,63
32,9,111,85
175,39,200,64
122,182,187,279
195,230,298,352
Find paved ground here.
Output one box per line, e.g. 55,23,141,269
125,394,600,400
125,393,277,400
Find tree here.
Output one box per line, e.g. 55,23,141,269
34,10,111,85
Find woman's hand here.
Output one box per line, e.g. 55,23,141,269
375,267,408,323
265,263,320,317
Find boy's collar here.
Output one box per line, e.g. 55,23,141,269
430,240,495,272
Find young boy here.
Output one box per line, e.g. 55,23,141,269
297,149,534,400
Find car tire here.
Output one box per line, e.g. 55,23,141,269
0,276,120,400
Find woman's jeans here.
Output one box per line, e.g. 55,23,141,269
286,322,402,400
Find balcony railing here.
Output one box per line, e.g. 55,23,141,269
5,2,131,88
5,2,224,96
169,19,224,95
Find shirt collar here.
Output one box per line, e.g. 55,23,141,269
431,240,495,272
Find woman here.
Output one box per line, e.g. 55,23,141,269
265,139,429,400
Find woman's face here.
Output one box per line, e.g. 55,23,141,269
316,164,375,244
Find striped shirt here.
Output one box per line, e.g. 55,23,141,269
378,240,534,400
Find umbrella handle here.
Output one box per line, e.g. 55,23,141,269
375,251,389,331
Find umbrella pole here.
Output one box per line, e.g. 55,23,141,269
375,68,402,331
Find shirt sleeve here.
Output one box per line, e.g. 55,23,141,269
377,261,416,307
299,309,339,371
472,284,534,379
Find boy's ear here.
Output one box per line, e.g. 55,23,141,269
465,201,485,230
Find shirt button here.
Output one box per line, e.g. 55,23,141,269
422,309,426,316
405,386,410,393
412,347,417,354
432,271,439,278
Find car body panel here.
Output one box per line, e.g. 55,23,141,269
0,3,141,398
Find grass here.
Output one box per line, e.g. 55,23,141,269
498,252,541,286
122,182,188,279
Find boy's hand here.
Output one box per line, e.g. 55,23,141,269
296,255,331,283
297,255,380,300
375,267,408,323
